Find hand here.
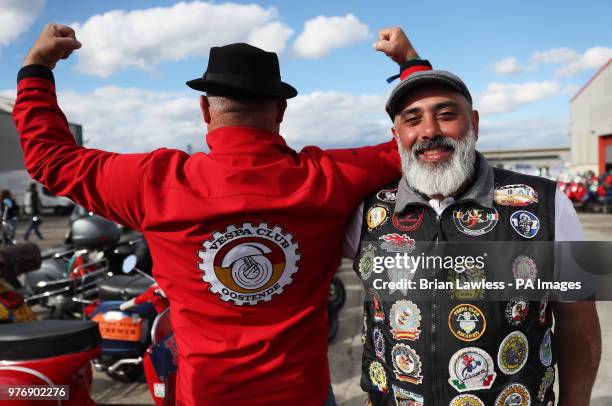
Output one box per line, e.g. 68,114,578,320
23,23,81,69
373,27,417,64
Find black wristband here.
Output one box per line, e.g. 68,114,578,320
17,65,55,84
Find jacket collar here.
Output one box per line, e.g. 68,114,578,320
206,126,292,155
395,151,495,213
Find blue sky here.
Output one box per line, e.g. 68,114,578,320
1,0,611,152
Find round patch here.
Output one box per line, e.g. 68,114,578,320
392,385,424,406
359,244,376,280
448,304,486,342
450,394,485,406
392,208,425,232
376,188,398,203
391,344,423,384
390,300,421,340
495,383,531,406
369,288,385,323
367,204,390,232
512,255,538,282
539,328,553,367
361,311,367,344
373,327,385,361
510,210,540,239
448,347,496,392
505,297,529,326
369,361,388,393
448,266,487,300
494,184,538,207
198,223,300,305
453,206,499,236
498,331,529,375
537,366,555,401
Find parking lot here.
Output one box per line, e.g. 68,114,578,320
11,213,612,405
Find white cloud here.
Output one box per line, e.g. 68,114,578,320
561,83,580,95
477,117,570,150
493,57,529,75
554,46,612,77
532,47,578,64
247,22,294,53
291,14,369,59
477,81,560,114
0,0,45,47
71,2,292,77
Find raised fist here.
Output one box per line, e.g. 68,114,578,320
24,23,81,69
373,27,417,64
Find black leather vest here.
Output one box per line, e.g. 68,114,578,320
354,167,558,406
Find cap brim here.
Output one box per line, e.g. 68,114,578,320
186,78,297,99
385,73,470,120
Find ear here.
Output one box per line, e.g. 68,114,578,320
470,110,479,141
276,99,287,123
200,96,211,124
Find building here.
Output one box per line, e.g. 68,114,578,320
570,58,612,175
482,146,571,178
0,96,82,208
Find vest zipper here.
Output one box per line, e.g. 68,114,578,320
430,213,441,402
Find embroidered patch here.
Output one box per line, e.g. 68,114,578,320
391,344,423,384
537,366,555,401
450,394,484,406
361,311,367,344
539,297,549,326
379,233,416,253
390,300,421,341
367,204,390,232
453,206,499,236
373,327,385,361
448,347,496,392
387,262,415,295
448,266,486,300
495,383,531,406
494,184,538,206
539,328,553,367
512,255,538,282
510,210,540,239
392,385,424,406
198,223,300,305
369,288,385,323
505,297,529,326
448,304,486,342
369,361,388,393
359,244,376,280
498,331,529,375
377,188,398,203
392,208,425,232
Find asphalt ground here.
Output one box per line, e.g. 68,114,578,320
10,213,612,405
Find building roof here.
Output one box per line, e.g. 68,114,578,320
0,96,15,114
571,58,612,103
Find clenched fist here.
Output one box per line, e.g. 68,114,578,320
373,27,417,64
24,23,81,69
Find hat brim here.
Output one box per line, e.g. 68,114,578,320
186,78,297,99
385,73,471,120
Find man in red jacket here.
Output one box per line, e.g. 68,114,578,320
14,24,430,405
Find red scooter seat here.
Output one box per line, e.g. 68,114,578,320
0,320,101,360
98,274,154,301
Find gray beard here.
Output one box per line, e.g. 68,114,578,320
399,127,477,198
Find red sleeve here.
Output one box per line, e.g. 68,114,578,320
12,66,155,231
325,138,400,201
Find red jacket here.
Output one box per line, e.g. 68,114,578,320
13,66,402,405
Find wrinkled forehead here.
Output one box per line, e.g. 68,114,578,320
395,83,472,116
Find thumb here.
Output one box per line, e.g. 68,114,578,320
373,39,393,55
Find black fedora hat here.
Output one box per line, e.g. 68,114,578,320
186,43,297,99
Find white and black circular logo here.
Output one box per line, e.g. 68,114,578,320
198,223,300,305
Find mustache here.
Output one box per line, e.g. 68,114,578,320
411,135,457,156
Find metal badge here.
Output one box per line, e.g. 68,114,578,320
448,304,486,342
359,244,376,280
367,204,390,232
391,344,423,385
448,347,496,392
377,188,398,203
390,300,421,341
498,331,529,375
537,367,555,402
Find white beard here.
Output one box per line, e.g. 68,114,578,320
399,126,477,197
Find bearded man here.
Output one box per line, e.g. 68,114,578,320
345,63,602,405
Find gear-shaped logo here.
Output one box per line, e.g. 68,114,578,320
198,223,300,305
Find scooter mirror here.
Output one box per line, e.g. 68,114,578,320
122,254,138,274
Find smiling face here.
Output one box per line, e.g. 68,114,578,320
392,84,480,198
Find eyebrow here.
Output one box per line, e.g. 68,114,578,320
399,100,462,119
